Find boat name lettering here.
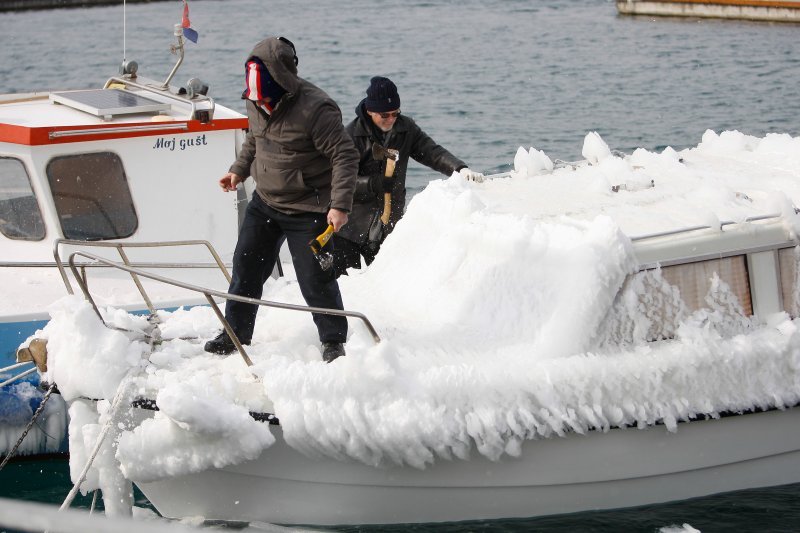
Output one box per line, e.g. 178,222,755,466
153,134,208,151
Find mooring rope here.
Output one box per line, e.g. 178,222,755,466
59,315,161,513
89,490,99,514
59,375,134,511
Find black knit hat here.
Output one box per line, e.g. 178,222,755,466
365,76,400,113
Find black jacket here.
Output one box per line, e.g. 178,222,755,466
336,101,466,244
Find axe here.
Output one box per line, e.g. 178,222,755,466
309,224,335,271
371,143,399,225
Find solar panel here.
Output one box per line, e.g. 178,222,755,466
50,88,171,118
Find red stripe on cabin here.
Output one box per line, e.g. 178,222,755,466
0,117,249,146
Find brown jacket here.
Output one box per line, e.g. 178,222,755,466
229,37,358,214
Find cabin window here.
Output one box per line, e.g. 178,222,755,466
0,157,46,241
599,255,753,347
659,256,752,316
778,247,800,318
46,152,138,240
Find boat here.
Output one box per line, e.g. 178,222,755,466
0,12,249,459
22,129,800,525
616,0,800,22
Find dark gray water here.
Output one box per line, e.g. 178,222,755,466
1,0,798,192
1,1,800,530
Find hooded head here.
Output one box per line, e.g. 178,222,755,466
243,57,287,113
364,76,400,113
242,36,300,112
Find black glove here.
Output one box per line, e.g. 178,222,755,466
354,173,384,203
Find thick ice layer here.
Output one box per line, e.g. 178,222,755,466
32,130,800,481
0,382,67,456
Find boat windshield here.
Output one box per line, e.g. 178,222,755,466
46,152,138,240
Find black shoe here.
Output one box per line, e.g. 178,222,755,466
322,342,346,363
204,332,238,355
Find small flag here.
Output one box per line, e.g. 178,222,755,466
182,0,199,43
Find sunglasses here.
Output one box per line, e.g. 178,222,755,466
376,110,401,119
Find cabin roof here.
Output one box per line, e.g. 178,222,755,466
0,78,247,145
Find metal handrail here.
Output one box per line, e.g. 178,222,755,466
102,76,215,122
480,159,586,181
66,251,381,367
630,213,784,243
49,123,189,139
0,361,33,374
54,239,232,315
1,262,232,268
0,368,37,388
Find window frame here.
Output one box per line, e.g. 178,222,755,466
777,246,799,318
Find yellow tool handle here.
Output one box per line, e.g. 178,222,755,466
380,150,398,225
381,193,392,225
309,224,335,253
384,157,396,177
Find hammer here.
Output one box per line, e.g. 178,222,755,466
371,143,400,225
308,224,335,271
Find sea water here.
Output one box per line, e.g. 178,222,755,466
1,0,800,531
1,0,798,191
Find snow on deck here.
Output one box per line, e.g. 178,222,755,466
25,130,800,493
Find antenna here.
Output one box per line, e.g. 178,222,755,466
119,0,137,77
123,0,127,62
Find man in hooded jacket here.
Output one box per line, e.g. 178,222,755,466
333,76,483,273
204,37,358,363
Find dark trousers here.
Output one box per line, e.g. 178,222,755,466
225,193,347,344
332,235,379,276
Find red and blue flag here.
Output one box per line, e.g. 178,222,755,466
182,0,199,43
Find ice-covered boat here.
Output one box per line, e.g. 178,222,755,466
0,17,248,458
616,0,800,22
25,129,800,525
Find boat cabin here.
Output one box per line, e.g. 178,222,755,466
0,76,247,267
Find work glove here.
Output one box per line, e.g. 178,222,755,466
459,167,484,183
354,173,384,202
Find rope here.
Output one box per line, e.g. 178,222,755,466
59,316,160,512
59,376,134,511
0,361,34,374
0,368,38,388
89,490,99,514
0,383,58,472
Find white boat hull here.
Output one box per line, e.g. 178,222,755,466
138,407,800,526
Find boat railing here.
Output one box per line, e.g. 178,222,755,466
102,75,216,123
629,212,784,242
53,238,232,315
64,250,381,368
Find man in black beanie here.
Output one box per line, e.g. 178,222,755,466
333,76,482,272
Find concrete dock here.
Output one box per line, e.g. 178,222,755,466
0,0,168,12
616,0,800,22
